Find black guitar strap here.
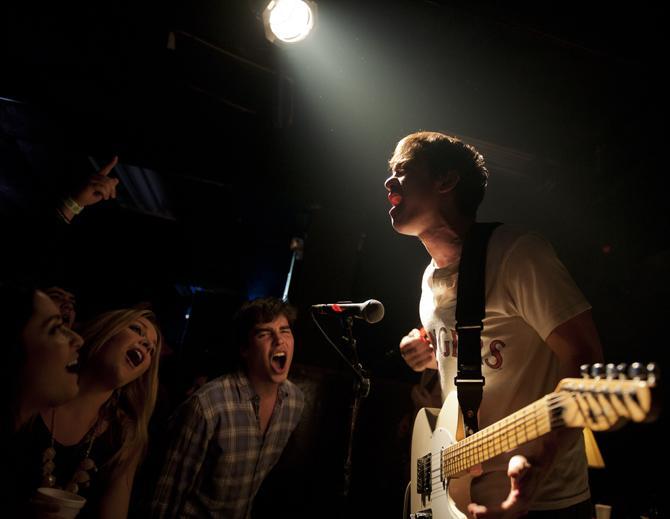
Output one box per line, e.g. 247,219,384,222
455,222,502,437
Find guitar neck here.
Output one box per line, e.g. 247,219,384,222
442,393,564,477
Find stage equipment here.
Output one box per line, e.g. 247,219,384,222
263,0,317,44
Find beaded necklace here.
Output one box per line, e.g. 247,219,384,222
41,408,99,494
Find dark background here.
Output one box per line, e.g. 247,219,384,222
1,1,668,517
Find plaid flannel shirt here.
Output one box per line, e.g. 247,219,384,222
150,370,304,518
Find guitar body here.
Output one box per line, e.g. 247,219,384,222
408,365,659,519
410,392,472,519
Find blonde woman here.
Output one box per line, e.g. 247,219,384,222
31,307,163,518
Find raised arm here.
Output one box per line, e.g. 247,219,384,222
57,156,120,223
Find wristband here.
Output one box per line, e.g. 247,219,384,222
56,207,72,224
62,197,84,215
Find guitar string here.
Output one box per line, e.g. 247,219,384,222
417,394,570,478
429,396,559,465
420,382,640,476
433,393,567,463
431,406,561,492
433,396,568,477
424,383,634,471
416,388,633,495
417,382,637,473
428,425,557,482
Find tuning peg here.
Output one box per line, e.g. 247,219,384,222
580,364,591,378
590,363,605,379
605,363,618,379
628,362,646,380
646,362,659,385
616,363,628,379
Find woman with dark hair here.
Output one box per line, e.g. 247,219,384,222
0,281,83,516
0,281,83,435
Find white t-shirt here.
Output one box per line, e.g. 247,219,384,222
419,225,591,511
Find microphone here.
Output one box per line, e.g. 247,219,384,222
311,299,385,324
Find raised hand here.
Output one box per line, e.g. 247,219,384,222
58,156,121,223
399,328,437,372
72,156,120,207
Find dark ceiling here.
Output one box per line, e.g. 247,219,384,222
1,0,668,371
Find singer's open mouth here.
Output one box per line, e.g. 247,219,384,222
388,192,403,207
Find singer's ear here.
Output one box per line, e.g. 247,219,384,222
436,170,460,194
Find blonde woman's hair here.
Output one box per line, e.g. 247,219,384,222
77,307,162,474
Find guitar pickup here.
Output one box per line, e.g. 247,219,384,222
416,453,432,497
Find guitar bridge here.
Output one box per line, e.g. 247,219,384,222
416,453,432,498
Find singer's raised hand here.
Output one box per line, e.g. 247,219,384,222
399,328,437,371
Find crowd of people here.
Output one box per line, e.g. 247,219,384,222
2,132,606,518
1,279,303,518
1,158,306,518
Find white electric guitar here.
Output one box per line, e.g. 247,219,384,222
409,363,659,519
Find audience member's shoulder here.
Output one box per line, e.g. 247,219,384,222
190,372,239,407
284,378,305,404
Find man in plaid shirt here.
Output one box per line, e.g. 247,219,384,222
151,297,304,518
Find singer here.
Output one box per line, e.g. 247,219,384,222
385,131,603,518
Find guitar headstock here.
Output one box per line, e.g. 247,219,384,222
552,362,660,431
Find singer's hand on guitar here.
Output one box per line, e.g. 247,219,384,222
399,328,438,371
467,455,532,519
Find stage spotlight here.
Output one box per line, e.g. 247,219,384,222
263,0,316,44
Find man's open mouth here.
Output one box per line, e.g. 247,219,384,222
388,192,403,207
126,348,145,368
270,351,287,372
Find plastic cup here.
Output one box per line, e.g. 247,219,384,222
595,503,612,519
33,488,86,519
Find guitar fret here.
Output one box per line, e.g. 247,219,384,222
502,420,510,451
436,377,655,484
428,374,657,517
443,396,555,478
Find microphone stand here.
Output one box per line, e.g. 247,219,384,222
309,306,376,516
339,315,371,512
282,237,304,302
